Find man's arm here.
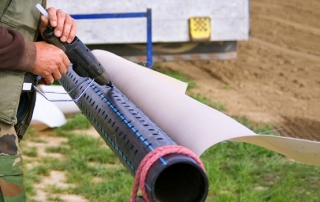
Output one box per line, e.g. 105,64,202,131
0,26,36,71
0,7,77,85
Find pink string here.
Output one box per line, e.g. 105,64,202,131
130,145,206,202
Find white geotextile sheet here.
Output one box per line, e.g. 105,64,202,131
31,93,67,130
92,50,320,167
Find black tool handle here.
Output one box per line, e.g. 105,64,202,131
42,27,67,52
42,27,111,85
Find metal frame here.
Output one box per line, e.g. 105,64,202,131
71,9,153,68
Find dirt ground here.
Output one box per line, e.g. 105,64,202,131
159,0,320,141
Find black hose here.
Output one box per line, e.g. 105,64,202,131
59,68,208,201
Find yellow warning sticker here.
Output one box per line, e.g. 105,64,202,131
189,17,211,41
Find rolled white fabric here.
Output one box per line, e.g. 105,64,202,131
90,49,320,167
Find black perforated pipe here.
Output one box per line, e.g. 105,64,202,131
59,68,208,202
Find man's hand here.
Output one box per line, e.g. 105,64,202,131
34,7,77,85
39,7,77,43
32,41,70,85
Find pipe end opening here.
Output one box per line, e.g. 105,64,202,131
154,162,208,202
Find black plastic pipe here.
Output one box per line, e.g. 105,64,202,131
59,68,208,202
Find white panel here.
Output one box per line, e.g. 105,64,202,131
152,19,189,42
47,0,250,43
148,0,189,20
75,18,147,44
212,19,249,41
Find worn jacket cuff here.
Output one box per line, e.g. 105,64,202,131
16,41,36,72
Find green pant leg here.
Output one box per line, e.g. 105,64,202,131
0,121,26,202
0,155,26,202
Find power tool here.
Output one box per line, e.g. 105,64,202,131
42,28,113,87
36,4,113,88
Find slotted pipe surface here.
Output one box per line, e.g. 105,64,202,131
59,68,208,201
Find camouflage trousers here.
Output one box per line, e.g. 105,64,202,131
0,121,26,202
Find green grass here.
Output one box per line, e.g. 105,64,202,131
22,68,320,201
201,130,320,201
22,115,133,201
23,146,38,157
57,114,92,131
23,114,320,202
190,93,226,111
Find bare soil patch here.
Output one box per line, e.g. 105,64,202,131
158,0,320,141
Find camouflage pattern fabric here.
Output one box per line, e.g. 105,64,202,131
0,121,26,202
